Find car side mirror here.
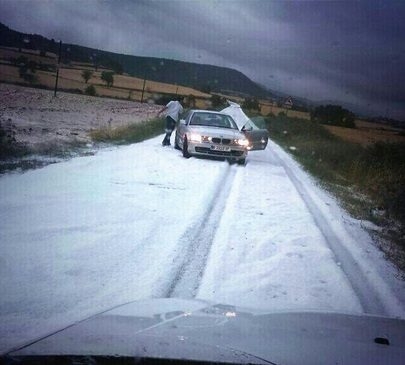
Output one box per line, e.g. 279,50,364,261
179,119,186,125
242,124,252,132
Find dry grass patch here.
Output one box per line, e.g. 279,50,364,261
90,118,163,144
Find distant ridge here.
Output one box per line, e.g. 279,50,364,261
0,22,269,97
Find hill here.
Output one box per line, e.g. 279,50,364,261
0,22,268,98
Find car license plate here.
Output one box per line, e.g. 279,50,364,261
211,145,231,152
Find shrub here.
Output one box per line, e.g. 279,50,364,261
351,142,405,221
18,58,38,84
311,104,355,128
84,84,97,96
0,122,29,159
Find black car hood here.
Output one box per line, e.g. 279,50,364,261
3,298,405,365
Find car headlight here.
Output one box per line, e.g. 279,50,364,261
236,138,249,147
189,133,201,143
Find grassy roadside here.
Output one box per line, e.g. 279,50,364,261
90,117,163,144
263,114,405,273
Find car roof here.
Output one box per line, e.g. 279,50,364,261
191,110,229,116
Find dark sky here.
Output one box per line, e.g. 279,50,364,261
1,0,404,119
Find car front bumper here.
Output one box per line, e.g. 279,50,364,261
188,141,247,159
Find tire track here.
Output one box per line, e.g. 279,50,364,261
267,141,388,316
160,164,238,299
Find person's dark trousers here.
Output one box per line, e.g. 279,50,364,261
162,116,176,145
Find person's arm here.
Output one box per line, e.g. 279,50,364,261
157,105,167,116
157,101,173,116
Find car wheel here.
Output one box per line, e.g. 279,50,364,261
237,158,246,165
182,138,191,158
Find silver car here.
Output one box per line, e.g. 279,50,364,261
175,110,249,164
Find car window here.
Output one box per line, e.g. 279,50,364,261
190,112,238,129
243,120,259,131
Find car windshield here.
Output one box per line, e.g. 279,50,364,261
0,0,405,363
190,112,238,129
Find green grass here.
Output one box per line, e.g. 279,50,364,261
265,114,405,272
90,117,164,144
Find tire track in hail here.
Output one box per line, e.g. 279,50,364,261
267,141,387,316
160,164,238,299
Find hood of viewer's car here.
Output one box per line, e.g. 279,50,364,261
188,126,244,140
3,298,405,365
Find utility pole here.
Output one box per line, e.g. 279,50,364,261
54,40,62,97
141,75,146,103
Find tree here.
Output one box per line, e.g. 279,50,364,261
242,97,261,112
186,94,196,108
311,104,355,128
101,71,114,87
81,69,93,84
210,94,226,109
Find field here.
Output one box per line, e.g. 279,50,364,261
0,83,161,164
324,120,405,146
260,102,310,120
0,46,211,108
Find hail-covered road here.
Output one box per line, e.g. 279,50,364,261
1,135,404,353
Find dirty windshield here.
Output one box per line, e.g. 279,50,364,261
0,0,404,363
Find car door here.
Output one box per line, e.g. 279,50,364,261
241,120,269,150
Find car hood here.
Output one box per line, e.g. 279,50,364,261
4,298,405,365
188,126,244,140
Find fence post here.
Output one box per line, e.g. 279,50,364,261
54,40,62,97
141,77,146,103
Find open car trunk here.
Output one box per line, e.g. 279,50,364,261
221,101,268,151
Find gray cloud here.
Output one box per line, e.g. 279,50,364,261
0,0,404,119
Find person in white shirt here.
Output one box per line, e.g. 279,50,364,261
157,98,184,146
